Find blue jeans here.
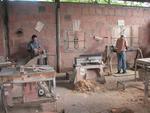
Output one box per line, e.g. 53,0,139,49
117,51,126,72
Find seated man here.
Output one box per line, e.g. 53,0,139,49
27,35,43,58
27,35,48,65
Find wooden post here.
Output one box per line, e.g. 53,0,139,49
55,0,61,72
1,0,10,58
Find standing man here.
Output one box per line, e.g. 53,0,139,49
115,35,128,74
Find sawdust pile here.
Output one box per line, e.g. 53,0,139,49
100,107,134,113
74,80,102,92
110,108,134,113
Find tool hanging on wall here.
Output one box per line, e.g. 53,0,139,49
74,33,79,49
64,31,86,51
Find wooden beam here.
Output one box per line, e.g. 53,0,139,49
2,0,10,58
55,0,61,72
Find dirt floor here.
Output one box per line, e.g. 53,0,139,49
1,70,150,113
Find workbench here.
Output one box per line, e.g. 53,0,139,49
0,61,12,67
135,58,150,103
74,64,105,84
0,61,12,72
0,66,56,113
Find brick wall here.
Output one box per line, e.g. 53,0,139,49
2,2,150,71
60,4,150,71
8,2,56,66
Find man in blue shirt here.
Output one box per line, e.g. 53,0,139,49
27,35,42,57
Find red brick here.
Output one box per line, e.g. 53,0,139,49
81,5,89,16
88,5,96,16
95,6,103,16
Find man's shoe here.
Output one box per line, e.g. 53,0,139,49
122,71,127,74
116,71,121,74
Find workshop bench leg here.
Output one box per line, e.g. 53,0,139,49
0,85,8,113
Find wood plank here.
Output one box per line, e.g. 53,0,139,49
0,68,56,84
0,61,12,67
137,58,150,65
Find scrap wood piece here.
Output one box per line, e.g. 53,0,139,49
25,56,39,66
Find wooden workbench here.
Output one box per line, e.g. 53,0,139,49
135,58,150,103
0,66,56,113
0,68,56,83
74,64,105,83
0,61,12,67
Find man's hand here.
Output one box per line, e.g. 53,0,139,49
34,48,39,55
34,48,45,55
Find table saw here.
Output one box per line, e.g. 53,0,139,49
135,58,150,103
0,65,56,113
73,54,106,84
